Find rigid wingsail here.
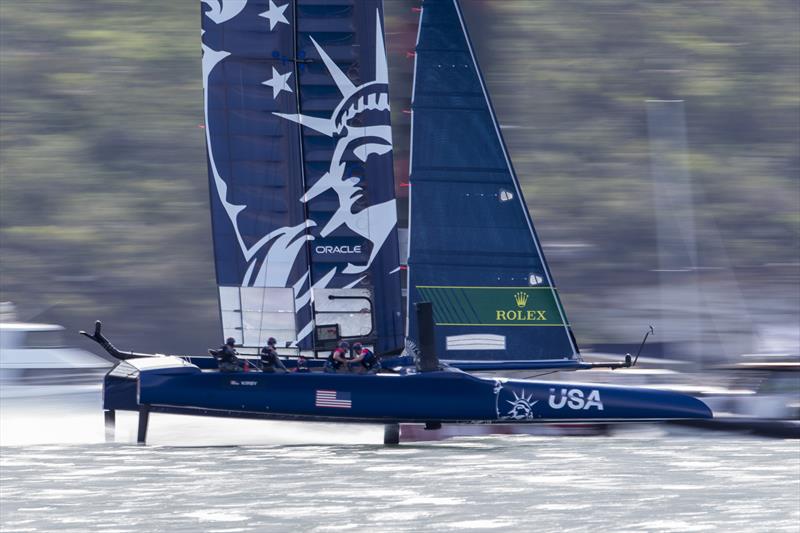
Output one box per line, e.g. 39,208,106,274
83,0,711,445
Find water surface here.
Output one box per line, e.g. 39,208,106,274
2,411,798,532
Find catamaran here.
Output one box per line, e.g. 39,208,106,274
83,0,711,445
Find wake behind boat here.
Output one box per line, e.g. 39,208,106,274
82,0,711,445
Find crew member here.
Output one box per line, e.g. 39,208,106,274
260,337,288,373
324,341,350,373
294,355,311,373
351,343,379,373
209,337,241,372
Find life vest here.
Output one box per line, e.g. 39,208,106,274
360,349,378,369
218,345,238,364
261,347,278,365
327,348,346,369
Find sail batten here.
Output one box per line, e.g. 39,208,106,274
407,0,579,362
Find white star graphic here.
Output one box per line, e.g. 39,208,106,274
263,67,293,98
259,1,289,31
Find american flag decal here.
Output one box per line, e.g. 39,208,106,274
315,390,352,409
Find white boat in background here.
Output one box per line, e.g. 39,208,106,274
703,362,800,417
1,320,111,398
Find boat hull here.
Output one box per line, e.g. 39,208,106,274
103,358,712,424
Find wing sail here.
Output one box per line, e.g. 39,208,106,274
202,1,403,352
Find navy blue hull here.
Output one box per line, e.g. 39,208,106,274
104,360,711,424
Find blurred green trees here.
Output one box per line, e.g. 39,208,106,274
0,1,797,353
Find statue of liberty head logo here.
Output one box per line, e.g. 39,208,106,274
504,389,537,420
274,11,396,276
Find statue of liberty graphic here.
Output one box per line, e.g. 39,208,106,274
273,12,397,276
202,3,398,343
501,389,538,420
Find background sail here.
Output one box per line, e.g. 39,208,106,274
406,0,580,362
202,0,403,352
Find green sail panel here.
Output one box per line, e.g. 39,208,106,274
416,287,565,327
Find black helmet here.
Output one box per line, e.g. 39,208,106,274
338,341,350,350
267,337,277,346
352,343,363,353
226,337,236,347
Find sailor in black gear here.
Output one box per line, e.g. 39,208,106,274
260,337,288,373
351,343,379,373
324,341,350,373
209,337,242,372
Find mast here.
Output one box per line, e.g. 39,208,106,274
290,0,315,349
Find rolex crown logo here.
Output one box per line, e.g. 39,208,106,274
514,291,529,308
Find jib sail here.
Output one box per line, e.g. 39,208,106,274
202,0,403,352
406,0,580,363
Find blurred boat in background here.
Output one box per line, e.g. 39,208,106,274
686,361,800,438
0,303,111,399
